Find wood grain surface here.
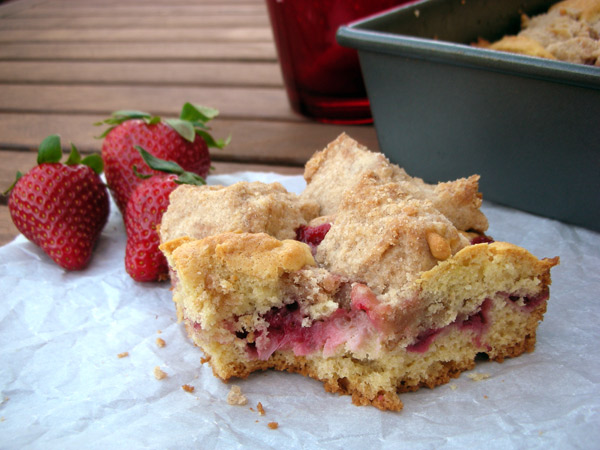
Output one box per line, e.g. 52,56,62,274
0,0,379,246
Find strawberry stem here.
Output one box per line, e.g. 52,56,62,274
95,103,230,149
135,146,206,186
37,134,63,164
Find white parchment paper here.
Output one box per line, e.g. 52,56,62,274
1,172,599,449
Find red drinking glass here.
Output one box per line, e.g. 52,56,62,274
266,0,410,124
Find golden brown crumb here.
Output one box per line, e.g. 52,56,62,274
182,384,195,393
257,402,266,416
156,337,166,348
200,356,210,364
467,372,491,381
153,366,167,380
226,385,248,405
268,422,279,430
117,352,129,358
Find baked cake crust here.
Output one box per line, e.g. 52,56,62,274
301,133,489,233
159,134,559,411
159,181,319,244
479,0,600,65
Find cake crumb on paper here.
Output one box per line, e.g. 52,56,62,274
449,384,458,391
226,385,247,406
467,372,490,381
153,366,167,380
117,352,129,359
156,337,166,348
200,356,210,364
182,384,195,393
257,402,266,416
268,422,279,430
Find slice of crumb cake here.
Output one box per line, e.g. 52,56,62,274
159,134,558,411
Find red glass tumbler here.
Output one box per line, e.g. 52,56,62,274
266,0,409,124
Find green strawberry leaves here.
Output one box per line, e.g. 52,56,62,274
4,135,104,196
94,110,161,139
135,146,206,186
65,144,104,175
95,102,230,149
37,134,63,164
37,135,103,174
163,118,195,143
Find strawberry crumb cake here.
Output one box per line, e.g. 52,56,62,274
159,134,559,411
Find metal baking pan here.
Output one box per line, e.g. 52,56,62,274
337,0,600,231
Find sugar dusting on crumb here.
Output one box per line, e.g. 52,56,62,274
153,366,167,380
227,385,248,405
467,372,491,381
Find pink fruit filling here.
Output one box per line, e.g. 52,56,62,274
505,287,549,312
406,299,493,353
234,282,550,360
470,234,494,245
249,303,376,360
295,223,331,254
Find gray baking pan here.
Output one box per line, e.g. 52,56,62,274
337,0,600,231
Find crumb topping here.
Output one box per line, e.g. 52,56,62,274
226,385,248,405
153,366,167,380
160,181,319,244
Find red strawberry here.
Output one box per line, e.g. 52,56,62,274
124,148,206,282
5,135,109,270
97,103,229,214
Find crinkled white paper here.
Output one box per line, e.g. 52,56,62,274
1,172,599,449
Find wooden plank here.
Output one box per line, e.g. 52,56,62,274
0,27,273,43
0,0,49,18
34,0,265,4
0,113,380,166
11,4,268,18
0,61,283,87
0,84,297,121
0,149,303,199
0,42,277,61
0,15,270,29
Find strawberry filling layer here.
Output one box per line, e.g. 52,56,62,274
296,223,331,255
250,304,375,360
201,226,546,360
236,286,550,360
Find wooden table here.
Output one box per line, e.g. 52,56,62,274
0,0,379,246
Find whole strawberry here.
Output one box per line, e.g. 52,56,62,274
124,147,206,282
6,135,109,270
97,103,228,214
